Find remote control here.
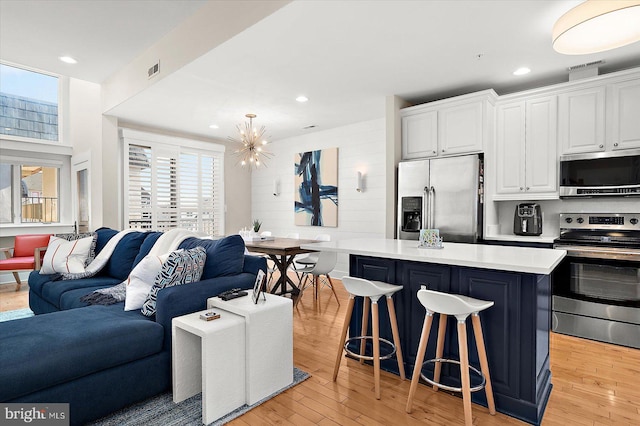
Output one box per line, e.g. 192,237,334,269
220,291,248,301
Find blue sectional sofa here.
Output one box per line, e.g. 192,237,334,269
0,228,267,425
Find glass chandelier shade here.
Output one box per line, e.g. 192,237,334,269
228,114,273,169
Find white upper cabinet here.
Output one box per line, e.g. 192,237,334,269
401,110,437,159
608,78,640,151
400,90,496,160
438,101,484,155
495,96,558,200
558,86,606,154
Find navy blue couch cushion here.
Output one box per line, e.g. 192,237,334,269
95,227,118,255
179,235,245,280
0,305,163,402
132,232,163,268
105,232,148,280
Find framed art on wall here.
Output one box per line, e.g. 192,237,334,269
294,147,338,227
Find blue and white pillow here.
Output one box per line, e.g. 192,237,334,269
141,246,206,317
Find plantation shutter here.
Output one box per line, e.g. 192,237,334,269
123,130,225,236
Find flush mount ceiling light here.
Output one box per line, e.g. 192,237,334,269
552,0,640,54
296,95,309,103
208,124,219,129
228,113,273,169
58,56,77,64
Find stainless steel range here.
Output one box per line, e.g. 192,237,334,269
552,213,640,348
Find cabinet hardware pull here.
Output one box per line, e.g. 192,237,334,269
599,144,604,149
613,142,619,147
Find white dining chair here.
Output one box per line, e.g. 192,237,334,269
297,250,340,306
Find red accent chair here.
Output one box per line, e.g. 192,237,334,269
0,234,51,291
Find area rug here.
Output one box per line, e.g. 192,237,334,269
0,308,34,322
89,367,310,426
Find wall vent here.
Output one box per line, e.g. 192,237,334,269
148,61,160,79
567,60,604,81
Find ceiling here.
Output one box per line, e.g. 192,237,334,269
2,0,640,142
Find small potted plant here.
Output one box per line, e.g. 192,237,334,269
252,219,262,234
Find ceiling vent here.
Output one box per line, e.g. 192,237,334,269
148,61,160,79
567,60,604,81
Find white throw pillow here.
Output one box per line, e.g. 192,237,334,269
40,235,94,275
124,253,169,311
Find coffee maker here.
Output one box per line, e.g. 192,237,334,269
514,203,542,236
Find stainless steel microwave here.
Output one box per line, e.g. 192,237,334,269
559,149,640,197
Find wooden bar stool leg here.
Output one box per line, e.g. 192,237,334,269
432,313,447,391
386,295,405,380
360,297,370,364
333,296,355,381
457,319,473,426
372,300,381,400
406,313,433,413
472,313,496,415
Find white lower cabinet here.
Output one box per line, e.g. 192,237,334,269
495,96,558,200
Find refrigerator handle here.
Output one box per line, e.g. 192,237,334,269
423,186,429,230
429,186,436,229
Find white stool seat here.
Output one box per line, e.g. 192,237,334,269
342,276,403,300
417,289,494,320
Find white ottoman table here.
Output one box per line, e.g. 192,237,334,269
208,292,293,405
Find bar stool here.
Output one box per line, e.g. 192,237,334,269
406,287,496,426
333,276,405,399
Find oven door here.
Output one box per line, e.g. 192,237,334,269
551,245,640,348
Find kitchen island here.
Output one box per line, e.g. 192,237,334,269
301,239,566,425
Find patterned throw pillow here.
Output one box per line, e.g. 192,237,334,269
141,247,207,317
55,232,98,266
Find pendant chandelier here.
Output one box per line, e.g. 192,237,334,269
228,113,273,168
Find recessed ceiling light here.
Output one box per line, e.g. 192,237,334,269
513,67,531,76
296,95,309,103
59,56,78,64
208,124,219,129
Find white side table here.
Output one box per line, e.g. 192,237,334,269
208,293,293,405
172,310,245,425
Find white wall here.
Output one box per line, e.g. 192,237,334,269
250,118,387,276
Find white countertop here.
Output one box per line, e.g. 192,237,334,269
301,239,566,275
484,234,557,244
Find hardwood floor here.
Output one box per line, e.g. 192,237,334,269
2,277,639,425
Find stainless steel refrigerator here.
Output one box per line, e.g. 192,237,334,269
397,155,483,242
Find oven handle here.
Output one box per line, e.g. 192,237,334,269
554,244,640,261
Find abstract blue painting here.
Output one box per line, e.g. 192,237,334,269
294,148,338,227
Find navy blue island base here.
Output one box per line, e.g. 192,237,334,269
348,254,552,425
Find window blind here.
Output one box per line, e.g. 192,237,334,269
124,138,224,236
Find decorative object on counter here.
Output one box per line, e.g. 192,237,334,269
418,229,443,249
552,0,640,55
294,147,338,227
252,219,262,233
229,113,273,168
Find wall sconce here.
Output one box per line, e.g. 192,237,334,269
356,171,364,192
273,179,280,196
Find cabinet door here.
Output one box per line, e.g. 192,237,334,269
609,78,640,151
401,262,451,375
438,101,484,155
495,101,526,197
525,96,558,196
558,87,606,154
402,110,438,159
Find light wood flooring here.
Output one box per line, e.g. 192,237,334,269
2,278,639,425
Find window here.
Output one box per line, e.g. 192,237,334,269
123,130,225,236
0,64,59,142
0,161,60,223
